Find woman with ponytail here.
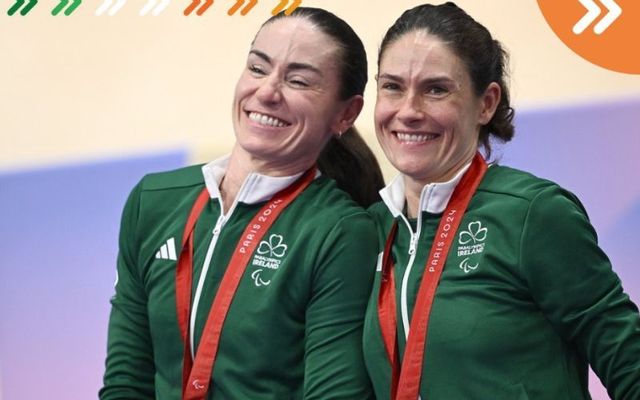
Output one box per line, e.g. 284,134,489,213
100,7,382,399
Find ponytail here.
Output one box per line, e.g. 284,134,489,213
317,127,385,208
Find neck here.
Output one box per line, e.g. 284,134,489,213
219,145,312,212
404,177,424,219
403,152,476,218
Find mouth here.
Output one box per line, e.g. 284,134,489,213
247,111,292,128
394,131,440,143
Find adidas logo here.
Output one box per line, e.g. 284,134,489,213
155,237,177,261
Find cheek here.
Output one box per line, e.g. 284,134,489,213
233,73,254,103
374,100,394,130
430,103,462,132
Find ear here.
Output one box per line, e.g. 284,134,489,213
331,95,364,136
478,82,501,125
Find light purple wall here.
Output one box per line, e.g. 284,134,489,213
501,97,640,400
0,151,186,399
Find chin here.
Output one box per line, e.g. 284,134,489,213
391,157,429,177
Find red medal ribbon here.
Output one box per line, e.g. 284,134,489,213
175,167,316,400
378,153,487,399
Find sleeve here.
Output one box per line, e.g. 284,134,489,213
302,211,377,400
521,186,640,400
99,182,156,399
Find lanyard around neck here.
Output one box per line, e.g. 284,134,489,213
175,167,316,400
378,153,487,400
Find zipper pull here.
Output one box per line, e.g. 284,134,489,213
408,234,418,255
212,215,225,235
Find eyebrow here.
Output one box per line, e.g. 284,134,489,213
249,50,323,76
378,72,455,86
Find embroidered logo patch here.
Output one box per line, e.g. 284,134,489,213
459,257,479,274
251,269,271,287
257,234,288,258
457,221,487,273
250,234,288,286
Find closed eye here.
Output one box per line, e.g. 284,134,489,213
288,78,309,88
248,64,266,75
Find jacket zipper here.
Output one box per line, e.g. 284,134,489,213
399,214,422,339
189,213,227,357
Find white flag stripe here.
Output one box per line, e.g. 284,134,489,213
95,0,112,15
152,0,170,15
167,237,177,260
108,0,127,16
139,0,156,15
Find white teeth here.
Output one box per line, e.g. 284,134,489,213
248,112,288,128
396,132,438,142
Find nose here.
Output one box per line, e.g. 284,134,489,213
255,75,282,106
396,92,425,124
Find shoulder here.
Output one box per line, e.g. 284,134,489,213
301,176,373,223
479,164,589,230
478,164,562,202
467,164,593,253
139,164,205,192
128,164,207,226
367,201,391,222
365,201,395,248
287,177,377,249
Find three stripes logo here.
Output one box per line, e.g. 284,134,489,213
156,237,178,261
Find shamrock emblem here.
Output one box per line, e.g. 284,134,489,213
458,221,488,245
257,234,288,258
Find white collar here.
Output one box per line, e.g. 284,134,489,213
201,155,308,205
379,162,472,218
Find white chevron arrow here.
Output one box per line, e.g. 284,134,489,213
95,0,126,15
573,0,622,35
594,0,622,34
139,0,156,15
139,0,170,15
95,0,113,15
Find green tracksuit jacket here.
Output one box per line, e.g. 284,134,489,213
100,157,377,400
363,164,640,399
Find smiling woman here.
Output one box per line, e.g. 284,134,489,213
99,7,383,400
363,3,640,400
230,17,355,185
374,28,501,197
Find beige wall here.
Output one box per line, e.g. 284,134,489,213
2,0,639,171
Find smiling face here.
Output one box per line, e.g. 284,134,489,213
232,17,352,175
375,30,497,185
